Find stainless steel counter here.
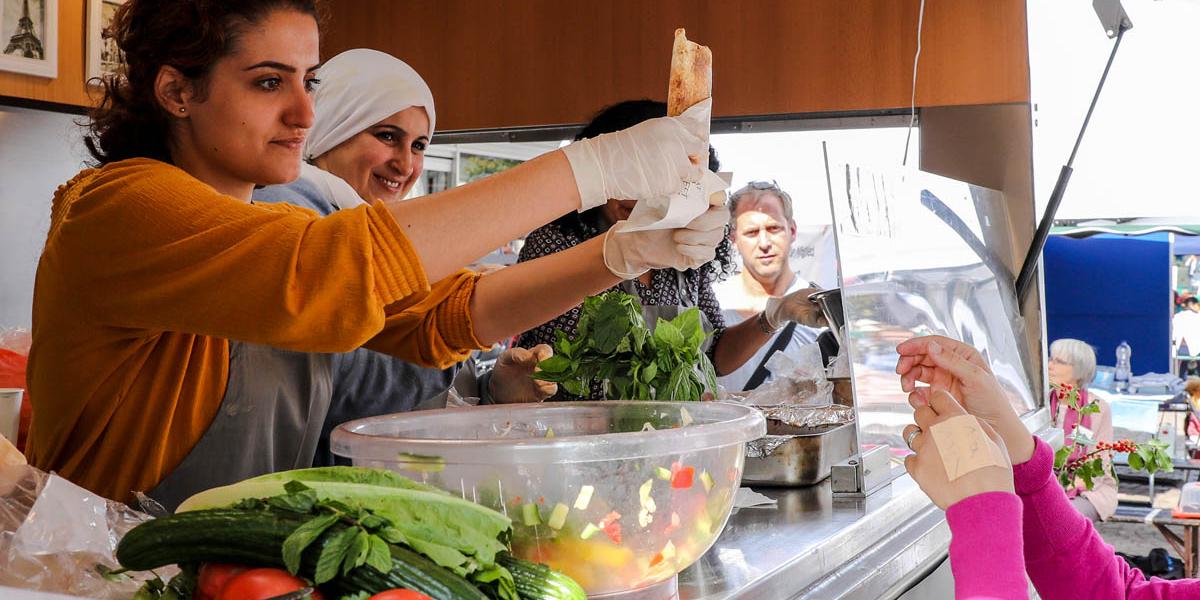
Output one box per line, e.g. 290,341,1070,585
680,417,1056,600
679,469,950,600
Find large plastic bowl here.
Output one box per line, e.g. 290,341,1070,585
331,401,765,598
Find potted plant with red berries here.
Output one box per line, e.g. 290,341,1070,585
1052,382,1173,492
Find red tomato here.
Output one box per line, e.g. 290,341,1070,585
369,591,434,600
215,568,324,600
196,563,248,600
671,466,695,489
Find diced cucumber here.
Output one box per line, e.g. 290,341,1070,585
573,485,594,510
522,503,542,526
548,503,569,530
580,523,600,540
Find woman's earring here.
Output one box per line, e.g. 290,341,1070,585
178,107,186,113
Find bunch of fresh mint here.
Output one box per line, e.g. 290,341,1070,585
533,291,717,401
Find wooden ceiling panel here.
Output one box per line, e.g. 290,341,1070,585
321,0,1030,131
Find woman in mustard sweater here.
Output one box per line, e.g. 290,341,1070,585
27,0,729,503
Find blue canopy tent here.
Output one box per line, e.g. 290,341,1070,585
1045,223,1200,375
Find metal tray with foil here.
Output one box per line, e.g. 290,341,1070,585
742,420,857,487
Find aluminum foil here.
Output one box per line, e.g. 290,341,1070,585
760,404,855,430
745,435,794,458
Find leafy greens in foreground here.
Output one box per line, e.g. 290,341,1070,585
177,466,514,597
533,291,717,400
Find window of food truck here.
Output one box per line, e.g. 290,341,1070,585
424,121,1043,443
425,123,920,270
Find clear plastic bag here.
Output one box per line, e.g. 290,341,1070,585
826,332,852,379
0,461,157,598
739,343,834,408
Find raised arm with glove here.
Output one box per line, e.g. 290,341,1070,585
562,100,712,213
394,105,712,283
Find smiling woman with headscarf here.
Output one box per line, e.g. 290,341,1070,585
258,48,436,211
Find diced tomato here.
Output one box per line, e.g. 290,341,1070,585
216,568,322,600
511,495,522,506
594,510,623,543
649,552,664,567
598,510,621,528
671,466,695,489
603,520,623,544
196,563,249,600
370,591,434,600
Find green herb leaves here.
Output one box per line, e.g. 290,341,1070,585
281,513,338,574
534,291,716,401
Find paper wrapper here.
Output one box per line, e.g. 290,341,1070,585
622,29,727,233
621,165,728,232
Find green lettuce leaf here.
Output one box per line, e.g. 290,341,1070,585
178,478,510,575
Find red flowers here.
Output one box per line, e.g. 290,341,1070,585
1096,440,1137,454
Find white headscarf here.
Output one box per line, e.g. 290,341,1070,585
304,48,436,161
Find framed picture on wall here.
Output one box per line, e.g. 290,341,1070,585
86,0,124,84
0,0,57,78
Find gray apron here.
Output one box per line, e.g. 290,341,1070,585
148,341,334,511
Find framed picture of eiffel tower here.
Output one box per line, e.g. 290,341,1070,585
0,0,57,78
86,0,124,84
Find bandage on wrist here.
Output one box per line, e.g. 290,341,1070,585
929,414,1008,481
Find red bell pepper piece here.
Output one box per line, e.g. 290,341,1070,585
671,466,695,489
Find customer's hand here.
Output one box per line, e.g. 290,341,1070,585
895,335,1035,464
602,186,729,279
904,389,1014,510
561,100,711,212
763,287,828,329
490,345,557,403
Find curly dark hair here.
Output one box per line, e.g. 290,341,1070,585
553,99,736,283
84,0,320,166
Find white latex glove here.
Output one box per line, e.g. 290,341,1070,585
489,345,558,403
603,182,729,279
763,287,829,329
561,99,711,212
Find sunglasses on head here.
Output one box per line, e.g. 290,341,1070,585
732,180,790,204
746,180,781,191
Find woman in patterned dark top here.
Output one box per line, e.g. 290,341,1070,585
518,100,810,399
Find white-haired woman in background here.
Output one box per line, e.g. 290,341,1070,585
1048,338,1116,521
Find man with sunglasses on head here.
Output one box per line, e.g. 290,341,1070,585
715,181,829,392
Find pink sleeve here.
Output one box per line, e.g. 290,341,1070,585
1015,436,1200,599
945,492,1028,599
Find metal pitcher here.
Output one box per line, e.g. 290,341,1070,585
808,288,845,344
